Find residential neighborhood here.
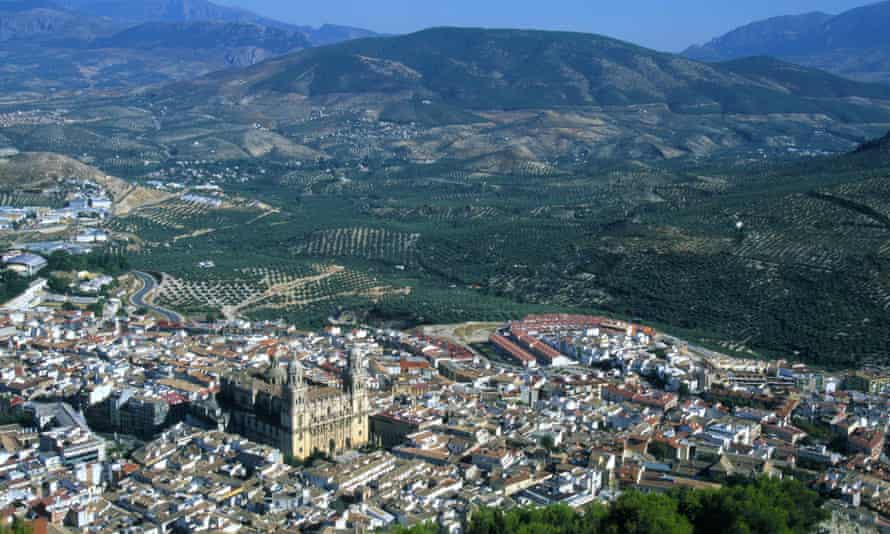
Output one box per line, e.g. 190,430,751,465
0,297,887,531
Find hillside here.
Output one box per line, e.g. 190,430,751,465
0,0,378,93
298,24,381,47
212,27,890,117
0,0,118,42
95,120,890,365
685,0,890,84
0,152,169,214
7,26,887,173
54,0,285,27
847,129,890,167
99,21,308,51
53,0,380,43
855,130,890,153
684,12,831,61
0,27,885,364
93,21,310,67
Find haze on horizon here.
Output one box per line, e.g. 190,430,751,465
219,0,877,51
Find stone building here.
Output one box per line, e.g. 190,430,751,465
220,350,370,460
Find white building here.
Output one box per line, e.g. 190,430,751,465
74,230,109,244
4,253,48,276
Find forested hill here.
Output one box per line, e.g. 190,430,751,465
206,27,890,116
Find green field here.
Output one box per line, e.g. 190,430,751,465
111,135,890,368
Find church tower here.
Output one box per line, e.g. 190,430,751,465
345,348,366,394
265,353,286,387
346,348,369,449
284,358,307,458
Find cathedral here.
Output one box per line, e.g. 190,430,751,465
219,349,370,460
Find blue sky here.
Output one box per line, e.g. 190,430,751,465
222,0,874,51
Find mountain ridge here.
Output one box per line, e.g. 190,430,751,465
195,27,890,118
685,0,890,84
97,20,310,51
54,0,288,27
853,129,890,156
103,26,890,169
0,0,380,92
684,12,832,61
0,0,380,46
0,0,119,42
51,0,381,44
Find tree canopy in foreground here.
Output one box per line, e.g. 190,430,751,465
391,477,827,534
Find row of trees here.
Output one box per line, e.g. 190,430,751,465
0,270,30,304
1,249,127,306
392,478,826,534
46,250,130,276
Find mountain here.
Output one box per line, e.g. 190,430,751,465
859,130,890,150
97,21,309,67
4,27,890,170
29,26,878,173
0,0,293,43
851,129,890,160
0,0,378,93
3,28,890,367
54,0,285,27
0,0,118,42
92,21,312,69
685,1,890,84
0,18,312,91
53,0,380,43
203,27,890,116
296,23,381,47
684,12,832,61
100,21,307,51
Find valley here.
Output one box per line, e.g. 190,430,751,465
1,23,890,369
12,127,885,368
4,3,890,532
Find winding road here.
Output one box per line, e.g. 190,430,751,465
130,271,186,324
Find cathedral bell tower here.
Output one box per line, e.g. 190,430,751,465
284,358,307,457
345,348,367,395
346,348,369,448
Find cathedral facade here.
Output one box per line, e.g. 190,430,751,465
219,350,370,460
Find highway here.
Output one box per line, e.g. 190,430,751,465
130,271,186,324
